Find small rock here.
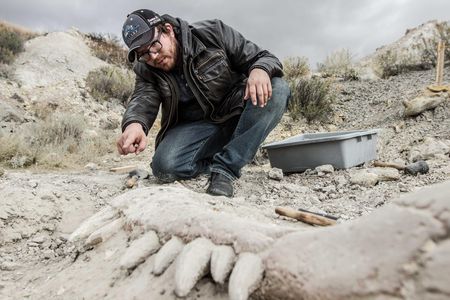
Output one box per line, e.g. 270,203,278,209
321,185,336,193
334,175,348,187
0,168,4,177
85,163,98,171
349,171,379,187
268,168,283,181
31,235,46,244
368,167,400,181
409,137,450,162
315,164,334,174
43,250,54,259
125,175,139,188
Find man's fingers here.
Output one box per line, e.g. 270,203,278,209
256,84,265,107
249,84,257,105
135,138,147,155
262,84,269,105
244,84,249,100
268,83,273,99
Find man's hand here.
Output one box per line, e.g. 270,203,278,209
244,68,272,107
116,123,147,155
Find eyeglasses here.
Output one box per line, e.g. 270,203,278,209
137,31,163,62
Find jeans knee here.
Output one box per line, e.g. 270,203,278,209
151,151,178,182
270,77,291,111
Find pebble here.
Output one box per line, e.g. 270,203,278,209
268,168,283,181
315,164,335,174
84,163,98,171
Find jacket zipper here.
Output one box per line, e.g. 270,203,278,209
157,72,179,145
184,60,213,119
195,52,223,72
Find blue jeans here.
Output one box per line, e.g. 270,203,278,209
151,77,290,182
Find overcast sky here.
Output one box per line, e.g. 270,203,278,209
1,0,449,66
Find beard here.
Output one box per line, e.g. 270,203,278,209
154,34,179,72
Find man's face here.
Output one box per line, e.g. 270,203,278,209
136,25,178,72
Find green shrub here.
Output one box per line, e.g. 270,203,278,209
283,56,310,80
85,33,132,69
86,66,135,103
373,50,422,78
32,113,86,147
317,49,359,80
288,77,335,123
0,112,115,169
0,27,24,64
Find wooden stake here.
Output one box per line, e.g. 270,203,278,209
109,165,137,174
435,40,445,86
275,207,336,226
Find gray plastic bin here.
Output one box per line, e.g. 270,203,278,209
262,129,379,172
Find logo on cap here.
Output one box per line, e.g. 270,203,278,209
123,23,141,42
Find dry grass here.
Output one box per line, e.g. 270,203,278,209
288,77,335,123
283,56,310,80
85,33,132,69
373,50,424,78
317,49,359,80
0,21,36,65
86,66,135,104
0,113,116,169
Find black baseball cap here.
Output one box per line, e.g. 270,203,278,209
122,9,163,62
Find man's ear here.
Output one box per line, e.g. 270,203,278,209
164,23,175,36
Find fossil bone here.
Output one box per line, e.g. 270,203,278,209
152,236,185,276
119,230,160,270
174,237,215,297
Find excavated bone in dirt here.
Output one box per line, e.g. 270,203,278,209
174,237,215,297
85,218,124,247
152,236,185,276
110,185,297,253
210,245,236,284
119,230,160,270
68,205,118,244
228,252,264,300
67,181,450,300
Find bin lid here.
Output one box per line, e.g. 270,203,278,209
262,129,380,150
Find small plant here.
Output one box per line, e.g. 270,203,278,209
85,33,132,69
86,66,135,103
288,78,335,123
0,22,36,65
0,112,115,169
373,50,421,78
317,49,359,80
32,113,86,147
283,56,310,80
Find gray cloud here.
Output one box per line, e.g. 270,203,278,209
1,0,449,66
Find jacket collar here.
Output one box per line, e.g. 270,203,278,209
162,14,206,60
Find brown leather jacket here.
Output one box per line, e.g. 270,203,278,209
121,15,283,147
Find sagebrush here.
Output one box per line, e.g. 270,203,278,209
0,22,36,65
317,49,359,80
288,77,335,123
0,113,116,169
85,33,132,69
283,56,310,80
86,66,135,103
